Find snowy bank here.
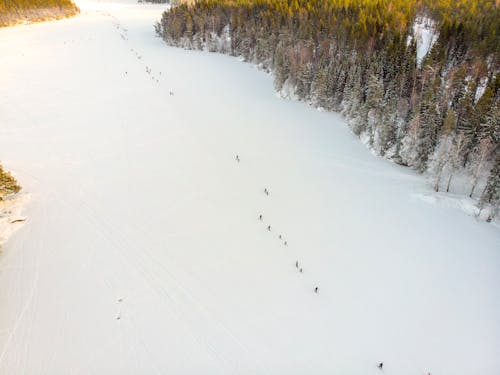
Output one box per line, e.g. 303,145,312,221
0,193,30,249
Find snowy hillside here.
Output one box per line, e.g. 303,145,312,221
0,1,499,374
407,15,439,66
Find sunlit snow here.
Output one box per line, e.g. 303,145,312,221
0,2,499,374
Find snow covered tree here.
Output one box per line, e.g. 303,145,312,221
273,44,289,91
312,66,329,108
429,135,454,192
428,108,457,191
295,61,314,99
468,137,495,198
445,132,468,192
479,153,500,221
366,73,384,146
414,94,440,172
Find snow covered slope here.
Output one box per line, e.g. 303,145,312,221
0,1,499,374
0,193,30,247
408,15,439,66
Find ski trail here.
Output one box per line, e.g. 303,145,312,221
54,195,235,374
72,194,267,374
0,239,40,368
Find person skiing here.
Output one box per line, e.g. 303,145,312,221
299,268,303,273
314,287,318,293
259,214,262,221
295,261,298,268
284,241,287,246
378,362,383,369
267,225,271,231
235,155,240,162
278,234,282,240
264,188,269,196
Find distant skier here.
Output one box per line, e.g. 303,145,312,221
259,214,263,221
278,234,282,240
295,261,298,268
267,225,271,231
314,287,318,293
299,268,303,273
235,155,240,162
169,91,174,96
284,241,287,246
378,362,383,370
264,188,269,196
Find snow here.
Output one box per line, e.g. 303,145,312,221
475,77,489,103
408,16,439,66
0,1,499,374
413,191,498,228
0,193,30,247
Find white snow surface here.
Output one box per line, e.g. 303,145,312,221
0,193,30,247
0,2,499,374
475,77,489,103
408,16,439,66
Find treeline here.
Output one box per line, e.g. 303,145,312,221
0,165,20,200
157,0,499,220
138,0,168,4
0,0,79,27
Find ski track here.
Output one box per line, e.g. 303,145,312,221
0,1,500,374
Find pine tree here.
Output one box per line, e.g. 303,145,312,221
480,153,500,221
445,132,468,192
469,137,495,198
414,93,440,172
366,73,384,146
312,66,329,108
295,61,314,99
273,43,290,91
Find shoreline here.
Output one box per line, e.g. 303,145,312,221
0,6,79,28
0,193,30,250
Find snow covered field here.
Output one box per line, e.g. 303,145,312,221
0,1,499,374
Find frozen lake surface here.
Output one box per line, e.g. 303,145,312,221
0,1,499,374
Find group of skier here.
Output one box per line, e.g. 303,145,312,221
234,155,437,374
236,154,318,294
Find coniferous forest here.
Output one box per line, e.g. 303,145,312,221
157,0,500,220
0,0,79,26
